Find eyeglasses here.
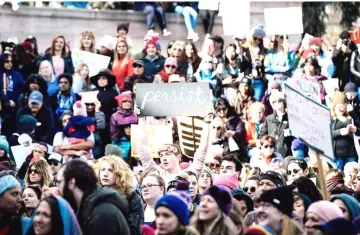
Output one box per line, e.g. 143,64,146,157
272,99,284,104
212,126,221,130
243,186,256,193
85,103,95,106
263,145,274,149
357,175,360,181
206,162,220,169
133,64,143,68
121,100,132,103
140,184,161,190
29,169,39,174
217,107,227,112
287,169,301,175
279,35,288,40
253,37,262,42
4,60,12,64
165,65,176,69
48,160,59,167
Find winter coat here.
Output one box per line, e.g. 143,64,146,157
261,94,273,117
49,91,81,122
245,121,264,147
124,74,153,92
88,111,106,158
153,71,185,83
236,47,253,76
350,50,360,86
260,112,294,157
143,56,165,78
16,105,54,144
127,192,144,235
331,118,360,158
225,115,246,156
249,151,283,172
41,53,75,75
231,93,256,121
93,86,118,125
110,109,138,138
192,70,221,98
264,50,295,77
77,186,131,235
332,49,352,88
112,57,134,91
0,69,25,103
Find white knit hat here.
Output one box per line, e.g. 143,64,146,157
72,101,87,117
81,91,99,104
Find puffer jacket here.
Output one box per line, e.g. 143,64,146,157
110,108,138,138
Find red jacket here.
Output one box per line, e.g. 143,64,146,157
112,57,134,91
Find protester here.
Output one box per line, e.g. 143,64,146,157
124,60,151,92
79,30,97,53
72,63,90,94
153,57,185,83
330,193,360,221
18,74,49,109
22,184,42,217
38,60,58,96
112,39,134,91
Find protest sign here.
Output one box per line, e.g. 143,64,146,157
221,1,250,36
177,116,204,159
136,83,211,117
131,124,173,158
322,78,339,95
71,49,110,77
264,7,303,35
288,79,322,104
285,83,334,160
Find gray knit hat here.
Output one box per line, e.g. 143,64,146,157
105,144,124,158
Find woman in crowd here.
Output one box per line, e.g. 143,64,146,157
24,158,53,188
205,156,221,175
38,60,58,96
232,188,254,218
231,76,255,121
247,24,267,101
245,102,265,158
293,193,312,222
264,34,294,86
22,195,82,235
215,97,246,159
209,117,230,155
18,142,50,179
190,185,237,235
22,184,42,217
261,80,281,117
170,41,188,76
12,44,37,80
18,74,49,109
292,176,323,203
307,37,335,78
142,37,165,78
331,91,360,170
124,60,151,92
185,41,201,81
141,174,165,225
250,135,283,172
72,63,90,93
112,39,134,91
153,57,185,83
79,30,97,53
0,135,15,171
243,175,260,200
95,156,143,235
42,35,74,76
330,193,360,221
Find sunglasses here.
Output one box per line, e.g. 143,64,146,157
287,169,301,175
4,60,12,64
357,175,360,181
206,162,220,169
85,103,95,106
48,160,59,167
253,37,262,41
29,169,39,174
243,186,256,193
272,99,284,104
165,65,177,69
121,100,132,103
263,145,274,149
133,64,143,68
212,126,221,130
217,107,227,112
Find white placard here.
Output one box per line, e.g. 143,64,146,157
11,145,29,169
322,78,339,96
264,7,303,35
71,49,111,77
285,83,334,160
288,78,322,104
221,1,250,36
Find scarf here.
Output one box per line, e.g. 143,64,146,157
57,90,76,111
157,71,171,83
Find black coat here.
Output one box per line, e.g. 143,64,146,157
332,49,352,89
127,192,144,235
123,74,152,92
94,87,118,124
346,97,360,124
78,187,131,235
331,118,360,158
225,115,246,157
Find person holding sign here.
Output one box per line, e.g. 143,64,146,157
331,91,360,170
307,37,335,78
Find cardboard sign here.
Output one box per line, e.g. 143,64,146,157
177,116,204,159
136,83,211,117
285,83,334,160
288,79,322,104
264,7,303,35
71,49,110,77
131,124,173,158
221,1,250,36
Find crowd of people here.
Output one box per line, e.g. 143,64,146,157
2,2,360,235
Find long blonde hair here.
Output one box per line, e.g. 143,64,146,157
281,215,304,235
24,159,53,187
75,63,90,90
113,39,130,64
38,60,56,83
94,156,136,198
80,30,96,53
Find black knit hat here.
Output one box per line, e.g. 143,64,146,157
259,171,285,188
258,185,294,217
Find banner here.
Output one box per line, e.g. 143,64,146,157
221,1,250,36
71,49,111,77
285,83,334,160
131,124,173,158
136,83,211,117
264,7,303,35
177,116,204,159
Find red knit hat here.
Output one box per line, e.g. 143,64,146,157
145,35,159,50
21,41,32,51
213,172,239,190
309,37,323,46
301,49,316,59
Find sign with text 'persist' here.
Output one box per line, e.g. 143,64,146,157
136,83,211,117
285,83,334,160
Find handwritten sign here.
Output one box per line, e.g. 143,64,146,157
285,83,334,160
288,79,322,103
71,49,110,77
177,116,204,159
221,1,250,36
264,7,303,35
131,124,173,158
136,83,211,117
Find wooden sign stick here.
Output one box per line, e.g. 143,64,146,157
316,152,329,200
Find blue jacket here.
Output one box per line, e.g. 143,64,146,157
264,50,296,77
143,56,165,78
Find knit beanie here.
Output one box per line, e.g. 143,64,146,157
145,39,158,50
105,144,124,158
330,194,360,220
301,49,316,59
18,114,37,134
213,172,239,190
316,218,357,235
251,24,266,38
0,135,9,154
232,188,254,212
332,91,346,106
294,193,312,212
99,35,115,51
164,57,178,68
115,92,132,107
245,225,275,235
72,101,87,117
168,180,192,207
307,200,344,222
258,186,294,217
269,80,281,91
0,175,20,195
259,171,285,188
202,185,234,215
309,37,323,46
155,194,190,226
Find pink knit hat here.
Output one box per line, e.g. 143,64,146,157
307,201,344,222
115,92,132,107
213,172,239,190
73,101,87,117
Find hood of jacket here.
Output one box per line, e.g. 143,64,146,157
113,108,138,126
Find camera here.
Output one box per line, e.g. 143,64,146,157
342,39,349,45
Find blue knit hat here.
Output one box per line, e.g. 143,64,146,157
155,194,190,226
18,114,37,134
0,174,20,195
316,218,357,235
330,194,360,220
0,135,9,154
